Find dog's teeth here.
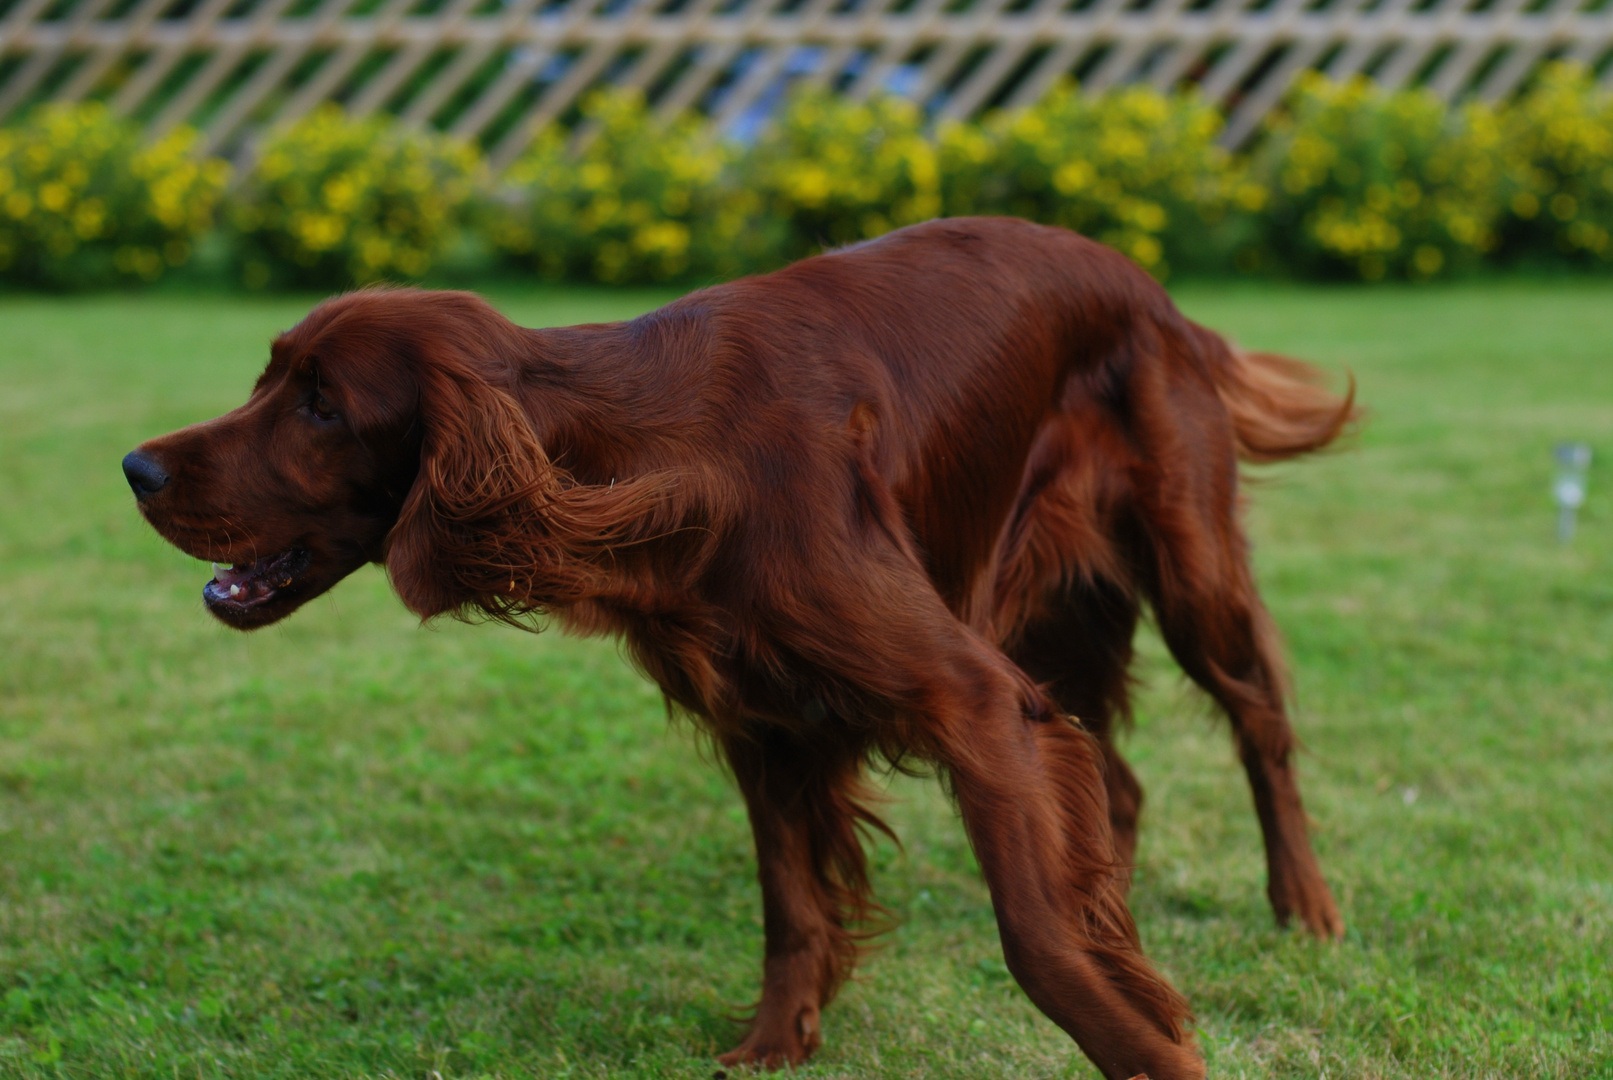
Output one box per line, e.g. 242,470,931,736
229,584,242,597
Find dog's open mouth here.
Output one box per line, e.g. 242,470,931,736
202,548,311,610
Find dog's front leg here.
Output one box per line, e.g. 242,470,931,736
718,725,880,1068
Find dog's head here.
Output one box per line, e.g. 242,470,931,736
128,288,670,631
125,288,524,629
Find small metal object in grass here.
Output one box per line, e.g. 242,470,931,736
1553,442,1592,543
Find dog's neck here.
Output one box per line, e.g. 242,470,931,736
511,311,717,489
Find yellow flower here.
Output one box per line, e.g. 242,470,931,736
1411,244,1444,277
1053,160,1094,195
72,199,106,239
1128,235,1163,268
39,182,70,212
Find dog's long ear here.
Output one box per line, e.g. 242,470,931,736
385,349,669,626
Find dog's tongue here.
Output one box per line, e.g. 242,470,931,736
213,562,253,587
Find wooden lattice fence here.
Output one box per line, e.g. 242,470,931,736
2,0,1611,167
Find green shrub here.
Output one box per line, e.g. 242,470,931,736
738,90,941,262
1496,62,1613,266
8,72,1613,291
1253,73,1503,280
493,88,759,284
230,105,479,289
0,102,228,289
941,82,1263,277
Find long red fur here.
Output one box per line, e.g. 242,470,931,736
128,217,1359,1080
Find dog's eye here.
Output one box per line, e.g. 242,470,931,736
310,390,338,422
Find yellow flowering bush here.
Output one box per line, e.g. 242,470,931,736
739,90,942,261
493,88,758,284
231,105,479,289
1496,63,1613,265
0,102,228,289
941,82,1261,277
10,74,1613,289
1253,73,1503,280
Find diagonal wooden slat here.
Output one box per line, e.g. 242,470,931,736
1422,0,1534,100
1372,37,1438,90
0,0,58,39
1371,0,1467,93
907,0,1023,106
201,25,322,149
345,38,433,114
448,45,556,140
148,41,251,132
712,43,793,124
199,0,368,152
267,41,372,123
1220,35,1329,145
468,0,673,149
714,0,845,123
56,0,193,105
1194,36,1263,100
0,0,1608,157
397,0,532,126
935,37,1033,119
796,41,855,90
1562,26,1612,71
0,0,123,118
347,0,487,117
1087,0,1221,97
253,0,422,134
487,39,620,169
1474,37,1553,100
1317,0,1421,83
401,40,497,125
1000,37,1084,109
0,0,65,97
1473,0,1569,102
150,0,303,135
1143,39,1216,92
844,0,951,100
651,41,743,116
107,0,240,117
938,0,1078,124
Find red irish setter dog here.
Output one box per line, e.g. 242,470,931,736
125,217,1354,1080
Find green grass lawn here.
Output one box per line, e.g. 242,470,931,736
1,281,1610,1080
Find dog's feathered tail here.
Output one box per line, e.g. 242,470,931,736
1210,346,1360,465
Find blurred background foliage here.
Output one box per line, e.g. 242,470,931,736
744,91,942,263
227,105,481,291
1251,73,1506,282
491,90,765,286
0,102,228,289
940,82,1261,278
0,63,1609,291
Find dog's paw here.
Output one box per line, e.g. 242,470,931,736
718,1005,821,1070
1271,868,1345,939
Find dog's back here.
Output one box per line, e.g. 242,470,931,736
649,216,1353,636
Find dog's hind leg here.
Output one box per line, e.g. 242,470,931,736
717,725,883,1067
1150,558,1343,937
1128,400,1345,938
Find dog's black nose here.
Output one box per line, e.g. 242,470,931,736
122,450,170,498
